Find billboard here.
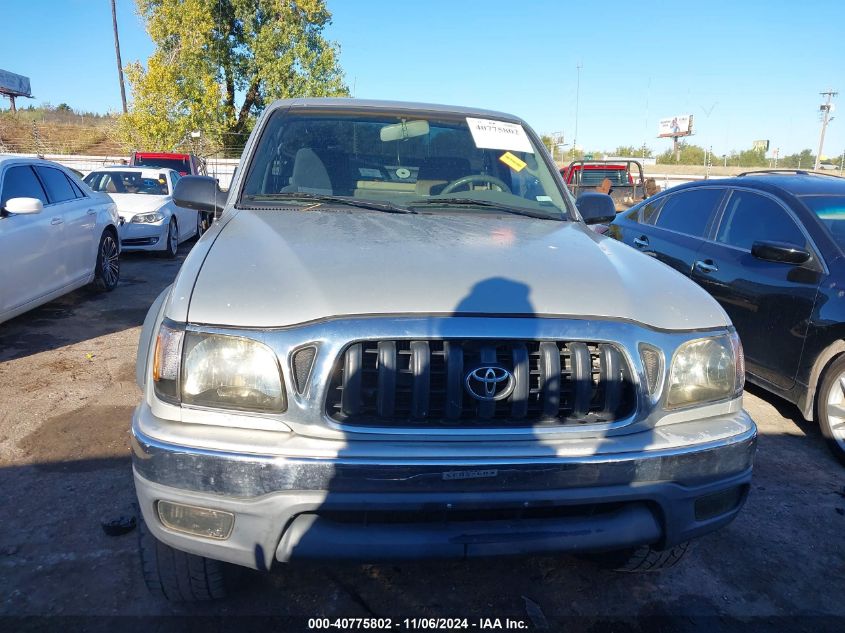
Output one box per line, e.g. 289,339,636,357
752,140,770,152
658,114,694,138
0,69,32,97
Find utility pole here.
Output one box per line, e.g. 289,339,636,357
572,62,581,159
111,0,128,114
815,89,837,171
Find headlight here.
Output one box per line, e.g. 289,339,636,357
666,332,744,409
131,211,165,223
152,324,286,413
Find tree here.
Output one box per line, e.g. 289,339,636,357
779,149,816,169
120,0,349,154
614,145,653,158
657,142,708,165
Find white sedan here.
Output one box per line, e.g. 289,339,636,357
0,156,121,324
83,167,202,258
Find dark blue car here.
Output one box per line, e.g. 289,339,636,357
608,170,845,463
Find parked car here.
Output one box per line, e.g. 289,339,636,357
0,156,120,324
83,167,202,258
129,151,206,176
608,169,845,463
132,98,755,601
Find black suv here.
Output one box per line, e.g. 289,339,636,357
608,170,845,463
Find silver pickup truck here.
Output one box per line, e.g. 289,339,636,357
132,98,756,601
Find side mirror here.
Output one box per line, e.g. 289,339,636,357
3,197,44,215
173,176,226,218
751,240,811,265
576,192,616,225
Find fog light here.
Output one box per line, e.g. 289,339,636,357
694,486,746,520
156,501,235,540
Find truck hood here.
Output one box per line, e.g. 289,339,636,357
181,208,729,330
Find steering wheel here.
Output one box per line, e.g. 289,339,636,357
441,174,512,195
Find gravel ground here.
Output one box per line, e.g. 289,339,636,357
1,242,844,631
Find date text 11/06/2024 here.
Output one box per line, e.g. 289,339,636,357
307,617,529,630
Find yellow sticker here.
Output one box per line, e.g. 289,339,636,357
499,151,527,172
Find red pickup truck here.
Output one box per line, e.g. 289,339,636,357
560,160,646,211
129,152,206,177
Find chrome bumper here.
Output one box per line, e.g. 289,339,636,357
132,406,756,568
131,411,757,498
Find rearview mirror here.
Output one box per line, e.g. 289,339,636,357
751,241,811,265
576,192,616,225
380,120,430,142
3,197,44,215
173,176,226,219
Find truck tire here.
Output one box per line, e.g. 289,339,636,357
583,542,689,572
138,517,229,602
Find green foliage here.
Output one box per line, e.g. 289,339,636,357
735,149,768,168
56,103,72,112
120,0,349,155
657,142,708,165
656,143,770,167
778,149,816,169
614,145,653,158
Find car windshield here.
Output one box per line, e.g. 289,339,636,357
134,156,190,174
84,171,169,195
239,110,572,219
802,195,845,251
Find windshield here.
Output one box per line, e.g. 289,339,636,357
802,195,845,251
84,171,169,195
239,110,572,219
133,156,190,174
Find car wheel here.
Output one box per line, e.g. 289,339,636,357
160,218,178,259
138,516,230,602
581,542,689,572
93,229,120,291
815,355,845,465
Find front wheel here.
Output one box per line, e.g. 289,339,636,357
138,517,230,602
160,218,178,259
581,542,690,572
815,355,845,465
93,229,120,291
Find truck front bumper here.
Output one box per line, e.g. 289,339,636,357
131,404,756,570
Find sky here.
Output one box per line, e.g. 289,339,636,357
1,0,843,158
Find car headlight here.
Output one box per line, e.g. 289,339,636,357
666,332,744,409
152,324,286,413
131,211,165,223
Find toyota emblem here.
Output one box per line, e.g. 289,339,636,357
464,366,515,402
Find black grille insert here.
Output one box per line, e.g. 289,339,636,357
291,345,318,394
326,340,636,427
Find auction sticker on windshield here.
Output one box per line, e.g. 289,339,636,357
499,151,527,172
466,117,533,153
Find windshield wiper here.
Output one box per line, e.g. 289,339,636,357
408,197,564,220
241,193,416,214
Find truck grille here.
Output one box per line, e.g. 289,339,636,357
326,340,636,427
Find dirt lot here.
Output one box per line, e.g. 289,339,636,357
1,242,844,631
